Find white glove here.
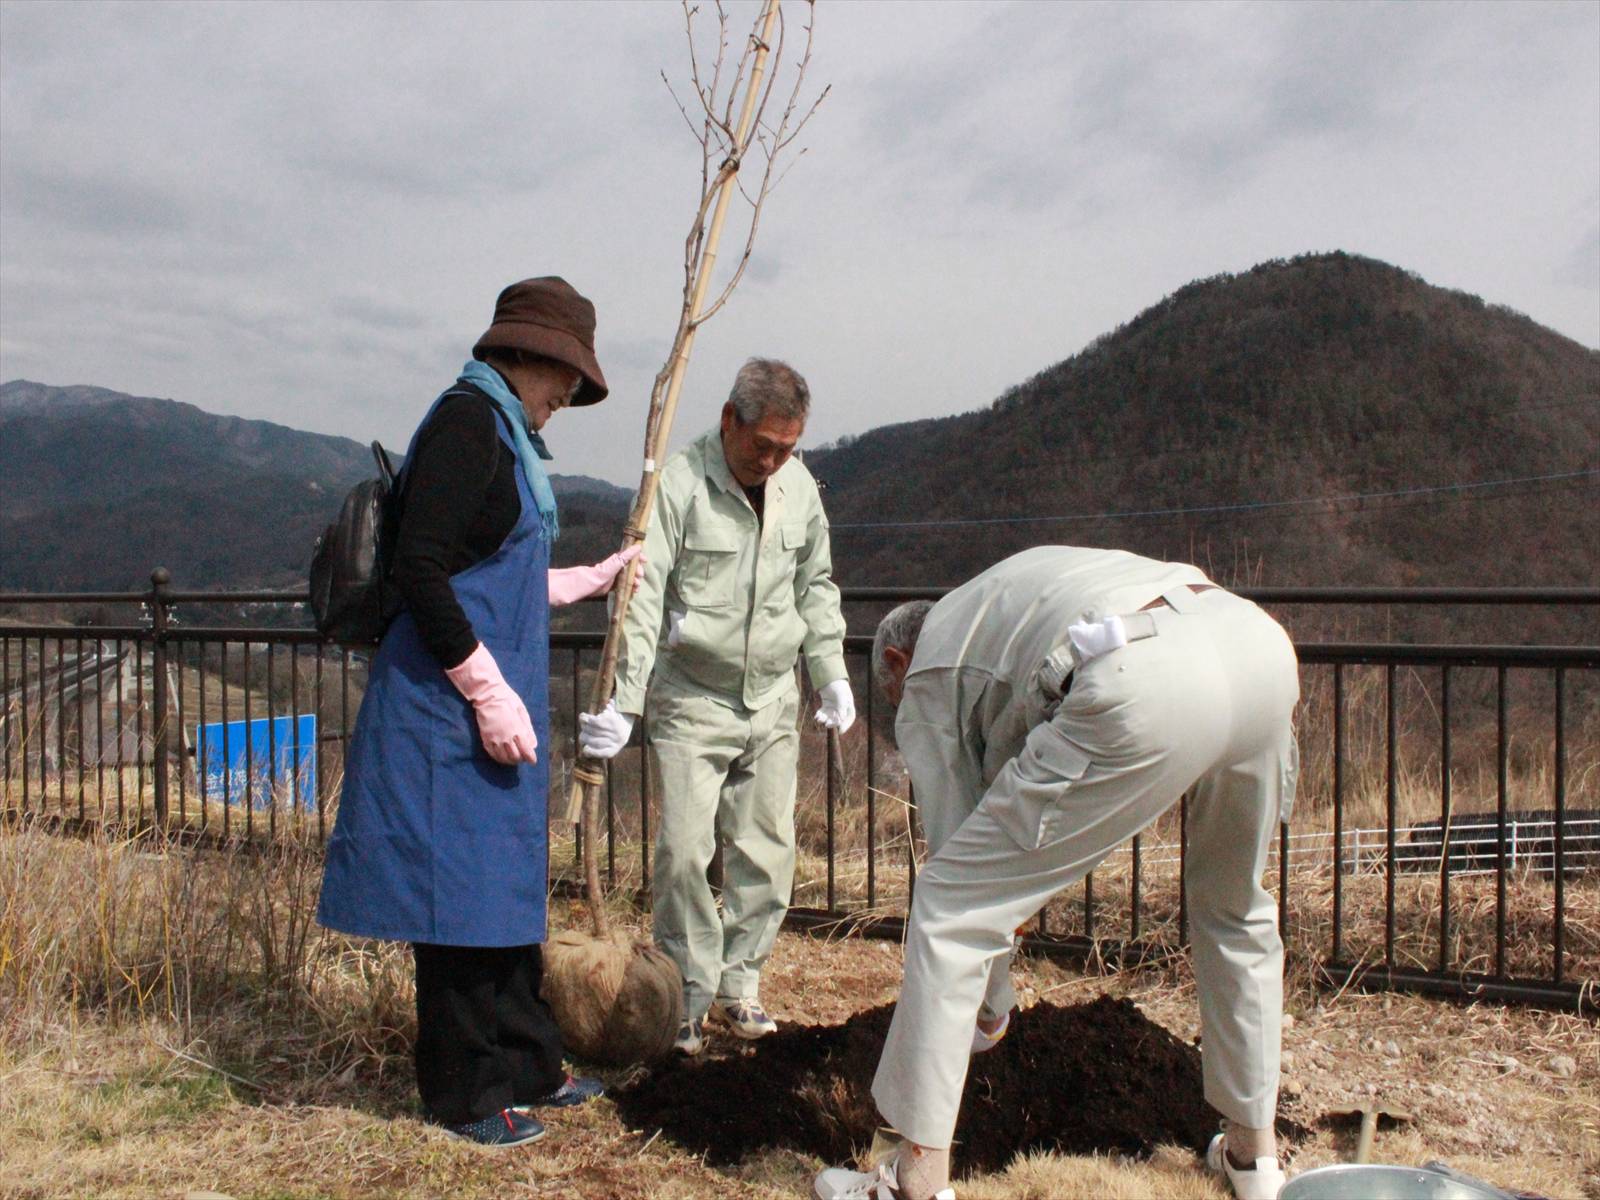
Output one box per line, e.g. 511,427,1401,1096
813,679,856,734
577,699,635,759
666,610,686,648
1066,614,1127,664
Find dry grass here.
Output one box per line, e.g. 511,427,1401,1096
629,739,1599,990
4,651,1597,1196
3,825,1599,1200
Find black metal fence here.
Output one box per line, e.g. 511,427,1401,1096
3,572,1597,1013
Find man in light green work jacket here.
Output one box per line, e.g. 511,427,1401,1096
578,358,852,1054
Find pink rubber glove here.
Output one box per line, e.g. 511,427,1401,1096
547,544,645,607
444,643,539,765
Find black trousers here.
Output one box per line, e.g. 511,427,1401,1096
412,942,567,1124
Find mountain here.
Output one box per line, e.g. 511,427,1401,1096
810,253,1599,623
0,381,631,591
5,253,1596,627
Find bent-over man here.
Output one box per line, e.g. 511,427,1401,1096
815,545,1297,1200
578,358,851,1055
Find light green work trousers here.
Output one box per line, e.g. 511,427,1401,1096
645,673,800,1020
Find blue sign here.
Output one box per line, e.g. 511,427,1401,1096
195,714,317,809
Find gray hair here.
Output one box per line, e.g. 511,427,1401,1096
872,600,933,684
727,357,810,425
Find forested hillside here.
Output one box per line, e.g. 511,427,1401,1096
5,253,1595,637
0,381,630,591
811,254,1598,615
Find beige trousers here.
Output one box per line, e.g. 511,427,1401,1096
646,675,800,1020
874,589,1299,1148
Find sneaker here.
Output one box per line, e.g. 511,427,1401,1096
710,996,778,1039
970,1009,1011,1055
813,1164,897,1200
1205,1132,1287,1200
813,1162,956,1200
674,1018,705,1056
440,1107,546,1148
515,1074,604,1112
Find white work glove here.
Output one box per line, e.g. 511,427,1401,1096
813,679,856,734
577,699,635,759
1066,614,1127,664
665,610,686,648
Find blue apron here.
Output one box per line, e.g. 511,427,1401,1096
317,390,551,947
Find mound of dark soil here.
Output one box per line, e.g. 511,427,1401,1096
613,995,1220,1175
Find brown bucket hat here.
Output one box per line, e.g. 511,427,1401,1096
472,276,609,405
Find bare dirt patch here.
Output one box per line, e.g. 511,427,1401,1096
615,995,1220,1173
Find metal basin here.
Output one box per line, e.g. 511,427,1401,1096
1280,1164,1513,1200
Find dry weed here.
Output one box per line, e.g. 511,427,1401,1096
3,823,1597,1200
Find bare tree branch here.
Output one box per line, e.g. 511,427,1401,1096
652,0,829,342
569,0,830,844
660,70,703,142
690,0,826,325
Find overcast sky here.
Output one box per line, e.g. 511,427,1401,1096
2,0,1596,484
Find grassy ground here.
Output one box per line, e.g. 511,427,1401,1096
3,828,1597,1200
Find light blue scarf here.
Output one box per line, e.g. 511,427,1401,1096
456,359,559,543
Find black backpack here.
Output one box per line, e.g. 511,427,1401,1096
309,440,404,644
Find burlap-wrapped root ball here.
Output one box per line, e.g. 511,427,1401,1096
542,928,684,1065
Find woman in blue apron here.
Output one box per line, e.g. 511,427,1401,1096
319,277,635,1147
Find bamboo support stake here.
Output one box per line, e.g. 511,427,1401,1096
569,0,783,938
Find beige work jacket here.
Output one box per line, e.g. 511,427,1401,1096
614,427,847,715
895,545,1212,845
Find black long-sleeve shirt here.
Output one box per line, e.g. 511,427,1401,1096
392,383,521,669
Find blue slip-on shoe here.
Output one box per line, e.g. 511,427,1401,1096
516,1074,604,1111
440,1106,546,1148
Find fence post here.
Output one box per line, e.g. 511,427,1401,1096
825,727,839,912
149,567,171,830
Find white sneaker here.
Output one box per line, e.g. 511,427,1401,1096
970,1009,1011,1055
813,1162,956,1200
710,996,778,1039
813,1164,894,1200
673,1018,705,1056
1206,1133,1287,1200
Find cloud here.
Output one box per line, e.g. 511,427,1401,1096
602,336,673,377
328,295,430,335
1,0,1595,484
1559,225,1600,292
1,161,192,236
